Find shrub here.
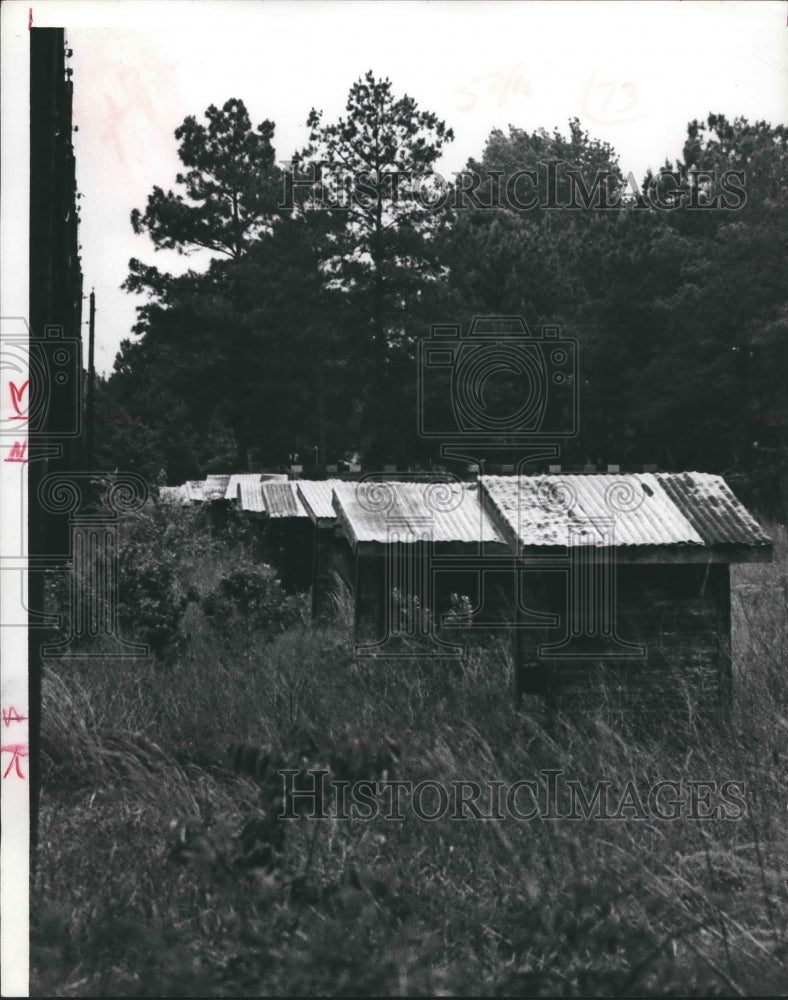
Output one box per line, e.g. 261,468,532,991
202,565,305,640
117,542,190,657
113,503,199,657
443,592,474,627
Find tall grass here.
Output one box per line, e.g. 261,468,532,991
32,507,788,996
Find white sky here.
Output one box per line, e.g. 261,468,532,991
6,0,788,374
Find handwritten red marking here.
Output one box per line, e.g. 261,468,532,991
4,441,27,463
9,380,29,419
2,744,28,779
2,706,27,728
29,8,33,29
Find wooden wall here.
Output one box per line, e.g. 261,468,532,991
346,545,514,648
515,563,732,718
312,529,354,623
327,542,734,720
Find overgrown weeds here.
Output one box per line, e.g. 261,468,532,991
31,509,788,996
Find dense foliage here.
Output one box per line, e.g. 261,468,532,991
98,77,787,513
202,566,305,639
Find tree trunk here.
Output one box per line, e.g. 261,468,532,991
234,422,249,471
315,333,327,466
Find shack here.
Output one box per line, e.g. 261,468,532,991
226,473,262,504
260,481,313,591
202,473,232,531
295,479,349,622
479,472,772,715
183,480,205,505
332,479,510,652
203,473,230,501
237,479,265,515
231,473,287,514
157,485,189,506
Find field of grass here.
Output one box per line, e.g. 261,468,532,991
31,504,788,996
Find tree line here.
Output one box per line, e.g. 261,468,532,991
94,72,788,514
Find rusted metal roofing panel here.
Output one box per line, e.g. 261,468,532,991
654,472,771,546
203,474,231,501
238,481,266,513
261,481,309,519
184,480,205,503
481,474,702,548
296,480,343,524
229,472,288,506
479,474,771,551
333,481,504,549
225,473,263,501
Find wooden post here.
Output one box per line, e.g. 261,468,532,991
514,562,523,704
353,553,363,646
713,564,733,715
311,525,335,623
373,552,386,641
353,552,385,645
311,524,321,622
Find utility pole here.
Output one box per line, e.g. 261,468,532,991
86,287,95,469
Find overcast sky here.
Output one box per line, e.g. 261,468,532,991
8,0,788,374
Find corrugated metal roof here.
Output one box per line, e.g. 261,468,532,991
157,485,188,505
238,481,266,513
203,474,231,501
480,473,771,550
654,472,771,546
184,480,205,503
333,481,504,548
261,481,309,519
296,480,343,524
260,473,289,483
225,473,263,501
